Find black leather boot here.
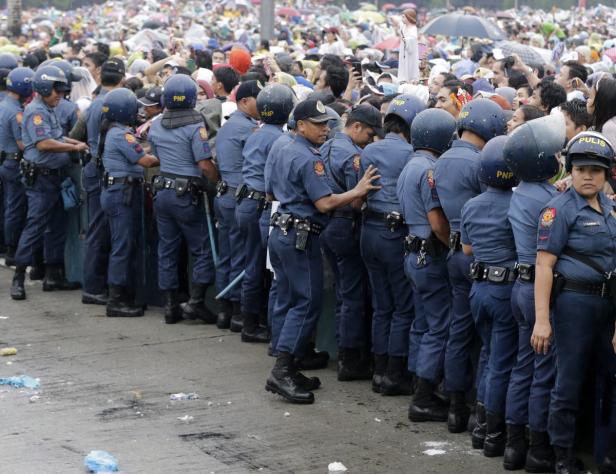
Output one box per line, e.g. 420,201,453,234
265,352,315,404
471,402,487,449
337,347,372,381
448,391,470,433
290,358,321,391
229,301,243,332
295,344,329,370
10,266,26,300
381,356,413,396
241,312,270,343
182,283,216,323
216,298,232,329
553,447,581,474
4,245,16,267
106,285,144,317
484,411,507,457
372,354,388,393
42,264,81,291
526,431,555,473
29,248,44,280
408,377,449,422
82,291,108,305
504,424,527,470
164,290,183,324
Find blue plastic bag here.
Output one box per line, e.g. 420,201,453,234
0,375,40,389
61,177,82,210
84,450,119,473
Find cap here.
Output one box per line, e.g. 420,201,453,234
235,80,263,101
403,9,417,25
349,104,384,137
293,99,330,123
138,86,163,107
101,57,125,76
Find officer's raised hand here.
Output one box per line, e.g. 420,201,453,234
355,164,381,196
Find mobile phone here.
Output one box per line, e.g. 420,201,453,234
502,56,515,77
351,61,362,76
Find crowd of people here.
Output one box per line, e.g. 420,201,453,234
2,1,616,474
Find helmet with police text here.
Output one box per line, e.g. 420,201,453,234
411,108,456,156
102,88,139,126
32,65,68,97
256,84,295,125
7,67,34,98
479,136,519,189
162,74,197,110
0,53,18,71
47,60,83,90
325,106,342,140
457,98,507,142
503,113,565,182
384,94,426,128
564,131,615,172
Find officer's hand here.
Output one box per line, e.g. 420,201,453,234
355,165,381,196
74,142,88,153
531,320,552,355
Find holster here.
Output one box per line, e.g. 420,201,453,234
216,180,228,197
549,273,566,309
235,183,249,204
295,221,310,251
20,160,37,186
449,232,462,251
385,211,404,232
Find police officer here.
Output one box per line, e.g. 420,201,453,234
148,74,218,324
398,108,456,421
214,80,261,330
502,115,562,471
433,98,507,433
99,88,159,317
82,58,126,305
10,65,87,300
360,94,425,396
531,131,616,474
320,104,383,380
45,60,80,135
236,84,294,343
265,98,380,404
460,136,519,458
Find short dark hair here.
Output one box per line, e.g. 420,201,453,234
519,104,544,122
563,60,588,84
538,81,566,113
85,51,107,68
384,115,410,142
124,76,143,92
214,66,240,94
101,71,124,87
195,50,212,70
517,84,533,99
96,42,110,60
590,77,616,131
320,54,345,71
560,99,592,129
325,65,349,98
440,72,458,83
442,79,466,95
508,70,528,89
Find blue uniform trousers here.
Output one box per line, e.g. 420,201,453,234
214,193,245,302
270,227,322,357
470,280,518,416
404,252,451,382
154,189,215,290
0,160,26,247
14,174,66,266
506,280,555,430
82,162,110,294
360,223,414,357
321,216,367,349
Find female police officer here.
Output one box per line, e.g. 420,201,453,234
531,131,616,474
99,88,159,317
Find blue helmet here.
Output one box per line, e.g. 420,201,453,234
162,74,197,109
102,88,139,125
457,98,507,142
479,136,519,189
6,67,34,98
564,131,615,172
503,114,565,182
32,65,68,97
50,59,83,86
0,53,18,70
257,84,295,125
384,94,426,128
411,108,456,156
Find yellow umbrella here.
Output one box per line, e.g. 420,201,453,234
352,10,385,23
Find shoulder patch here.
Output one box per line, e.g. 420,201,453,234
16,112,23,125
540,208,556,228
32,114,43,126
199,127,208,140
352,154,361,172
125,133,136,143
427,169,435,189
314,160,325,176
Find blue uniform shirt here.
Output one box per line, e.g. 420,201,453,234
360,132,413,214
149,118,211,178
508,181,559,265
242,123,283,192
56,98,78,136
265,132,294,195
85,88,108,155
461,187,517,267
397,150,441,240
0,95,23,153
268,134,332,226
537,188,616,283
22,96,69,169
216,110,257,187
434,139,484,232
102,126,145,178
321,132,362,212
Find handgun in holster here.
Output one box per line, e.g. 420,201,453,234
295,221,310,251
235,184,248,204
385,211,403,232
549,273,566,309
215,180,228,197
20,160,36,186
278,213,293,235
469,262,485,280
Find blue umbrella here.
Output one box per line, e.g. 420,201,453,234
421,13,506,41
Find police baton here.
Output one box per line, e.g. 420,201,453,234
203,192,218,265
215,270,245,300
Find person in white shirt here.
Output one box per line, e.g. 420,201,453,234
396,9,420,83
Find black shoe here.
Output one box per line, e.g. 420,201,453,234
381,356,414,396
601,456,616,474
106,285,144,317
82,292,108,305
337,348,372,381
265,352,315,404
504,424,527,470
295,346,329,371
293,369,321,391
526,431,555,473
372,354,388,393
229,302,243,332
29,265,45,281
216,299,232,329
10,268,26,300
553,447,581,474
164,290,183,324
472,402,487,449
241,312,270,343
42,264,81,291
448,391,470,433
182,283,216,323
408,377,449,422
4,245,16,267
484,412,507,458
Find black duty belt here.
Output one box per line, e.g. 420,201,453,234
332,210,359,220
234,183,267,204
103,174,143,187
449,231,462,251
1,152,21,161
269,212,323,236
562,279,612,298
216,180,236,197
363,208,405,232
37,166,61,176
517,264,535,283
470,262,517,283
